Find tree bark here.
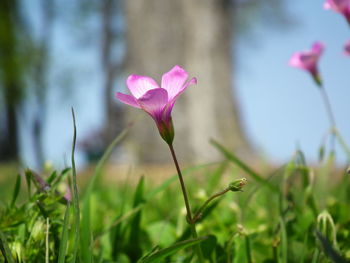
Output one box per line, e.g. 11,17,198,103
0,102,19,161
123,0,252,163
0,0,22,162
101,0,124,146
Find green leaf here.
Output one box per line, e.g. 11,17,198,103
10,174,21,207
211,139,278,192
0,231,15,263
58,203,71,263
315,230,347,263
139,236,208,263
125,176,145,261
200,235,217,260
207,162,227,193
47,170,58,185
80,122,130,263
279,217,288,263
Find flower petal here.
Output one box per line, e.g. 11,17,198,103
324,0,332,9
172,77,197,103
161,65,189,101
344,40,350,55
138,88,168,121
324,0,349,12
311,42,325,55
127,75,160,99
162,77,197,121
116,92,141,108
289,53,304,68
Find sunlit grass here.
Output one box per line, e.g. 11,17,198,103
0,129,349,262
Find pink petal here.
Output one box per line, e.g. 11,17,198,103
172,77,197,103
311,42,325,55
324,0,349,12
162,77,197,121
161,65,189,101
324,1,332,9
289,53,304,68
127,75,160,99
116,92,141,108
344,40,350,55
138,88,168,121
299,53,318,70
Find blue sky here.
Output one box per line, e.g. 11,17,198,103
236,0,350,164
21,0,350,168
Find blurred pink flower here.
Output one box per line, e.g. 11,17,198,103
324,0,350,25
116,65,197,144
289,42,325,86
344,40,350,55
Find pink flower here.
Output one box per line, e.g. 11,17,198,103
289,42,325,86
116,65,197,144
324,0,350,25
344,40,350,55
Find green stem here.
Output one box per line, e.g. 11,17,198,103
319,86,336,152
168,144,204,262
334,129,350,162
192,188,230,223
71,108,80,263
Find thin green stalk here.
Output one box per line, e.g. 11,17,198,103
319,86,336,153
192,188,230,223
45,217,49,263
279,217,288,263
334,129,350,161
245,235,253,263
168,144,204,262
168,144,193,222
71,108,80,263
58,203,71,263
319,86,336,128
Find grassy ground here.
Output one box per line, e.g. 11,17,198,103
0,139,349,262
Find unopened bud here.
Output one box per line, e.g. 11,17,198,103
157,118,174,145
30,220,45,241
312,72,322,87
229,178,247,192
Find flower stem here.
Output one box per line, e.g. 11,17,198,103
319,85,336,153
168,144,204,262
192,188,230,224
319,85,336,128
168,144,193,222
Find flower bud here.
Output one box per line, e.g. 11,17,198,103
229,178,247,192
30,220,45,241
312,72,322,87
157,118,174,145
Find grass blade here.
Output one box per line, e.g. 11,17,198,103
45,217,49,263
140,236,208,263
125,176,145,261
80,122,130,263
279,217,288,263
0,231,15,263
71,108,80,263
58,203,71,263
315,230,347,263
211,139,278,192
10,174,21,207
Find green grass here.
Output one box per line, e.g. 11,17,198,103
0,130,350,262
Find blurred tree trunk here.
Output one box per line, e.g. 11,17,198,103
31,0,55,169
0,0,22,162
100,0,124,145
123,0,252,163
